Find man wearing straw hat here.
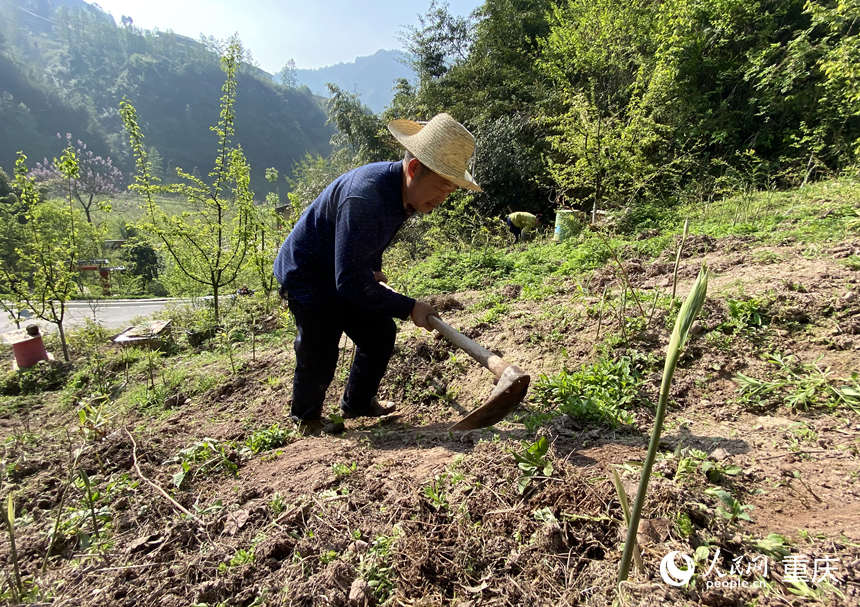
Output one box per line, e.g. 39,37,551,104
274,113,481,435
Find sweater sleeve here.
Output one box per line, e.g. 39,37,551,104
333,197,415,319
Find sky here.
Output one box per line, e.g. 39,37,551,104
89,1,485,73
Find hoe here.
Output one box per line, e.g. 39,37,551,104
428,315,530,430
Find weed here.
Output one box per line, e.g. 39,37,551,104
76,392,111,441
751,250,784,264
218,547,255,573
514,408,557,433
422,475,449,510
752,533,790,559
724,297,768,332
268,493,286,515
787,422,818,452
511,437,554,495
704,487,753,522
674,449,741,484
735,353,860,413
534,355,642,427
358,529,401,603
167,438,238,489
331,461,357,479
675,512,694,537
245,424,293,453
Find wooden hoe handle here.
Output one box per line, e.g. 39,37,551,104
427,315,509,378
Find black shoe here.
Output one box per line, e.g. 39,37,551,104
295,418,345,436
342,398,397,419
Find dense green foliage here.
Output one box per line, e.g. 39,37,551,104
307,0,859,224
0,0,331,186
1,0,858,303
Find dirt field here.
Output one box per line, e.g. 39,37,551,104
1,224,858,605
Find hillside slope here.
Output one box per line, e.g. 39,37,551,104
295,50,414,114
0,177,858,605
0,0,331,184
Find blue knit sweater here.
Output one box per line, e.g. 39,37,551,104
273,161,416,319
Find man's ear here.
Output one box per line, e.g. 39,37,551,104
406,157,423,180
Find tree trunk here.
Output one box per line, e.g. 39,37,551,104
56,321,70,362
213,280,220,326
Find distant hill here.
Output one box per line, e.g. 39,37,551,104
294,50,415,114
0,0,332,187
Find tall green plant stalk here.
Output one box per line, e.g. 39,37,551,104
618,265,709,584
43,447,82,575
671,219,690,300
4,493,23,600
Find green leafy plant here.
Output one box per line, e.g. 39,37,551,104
704,487,753,522
332,461,357,479
268,493,286,515
534,356,642,427
422,475,449,510
674,448,742,484
77,392,110,441
359,529,400,603
511,436,554,495
218,547,255,573
245,424,293,453
168,438,238,489
724,297,768,332
753,533,790,558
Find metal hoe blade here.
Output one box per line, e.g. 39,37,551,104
451,365,530,431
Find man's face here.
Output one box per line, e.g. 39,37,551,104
404,159,459,214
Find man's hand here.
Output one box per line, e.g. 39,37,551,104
410,300,437,331
373,271,388,283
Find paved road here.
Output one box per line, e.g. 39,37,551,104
0,298,201,335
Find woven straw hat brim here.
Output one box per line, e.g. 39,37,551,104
388,117,482,192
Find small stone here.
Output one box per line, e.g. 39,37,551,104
349,578,372,606
709,447,730,461
347,540,369,555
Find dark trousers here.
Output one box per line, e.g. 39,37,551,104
287,298,397,421
505,217,522,242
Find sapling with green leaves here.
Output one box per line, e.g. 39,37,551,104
120,39,254,325
618,265,709,584
0,152,98,361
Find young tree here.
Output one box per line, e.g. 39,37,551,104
0,152,97,361
120,40,254,324
325,84,396,164
276,59,298,88
30,133,123,224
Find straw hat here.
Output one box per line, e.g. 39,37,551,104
387,113,482,192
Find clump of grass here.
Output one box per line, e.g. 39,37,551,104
534,355,643,427
735,353,860,413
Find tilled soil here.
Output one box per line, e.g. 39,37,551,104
1,234,859,606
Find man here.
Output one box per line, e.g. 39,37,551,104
505,211,540,243
274,113,481,435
